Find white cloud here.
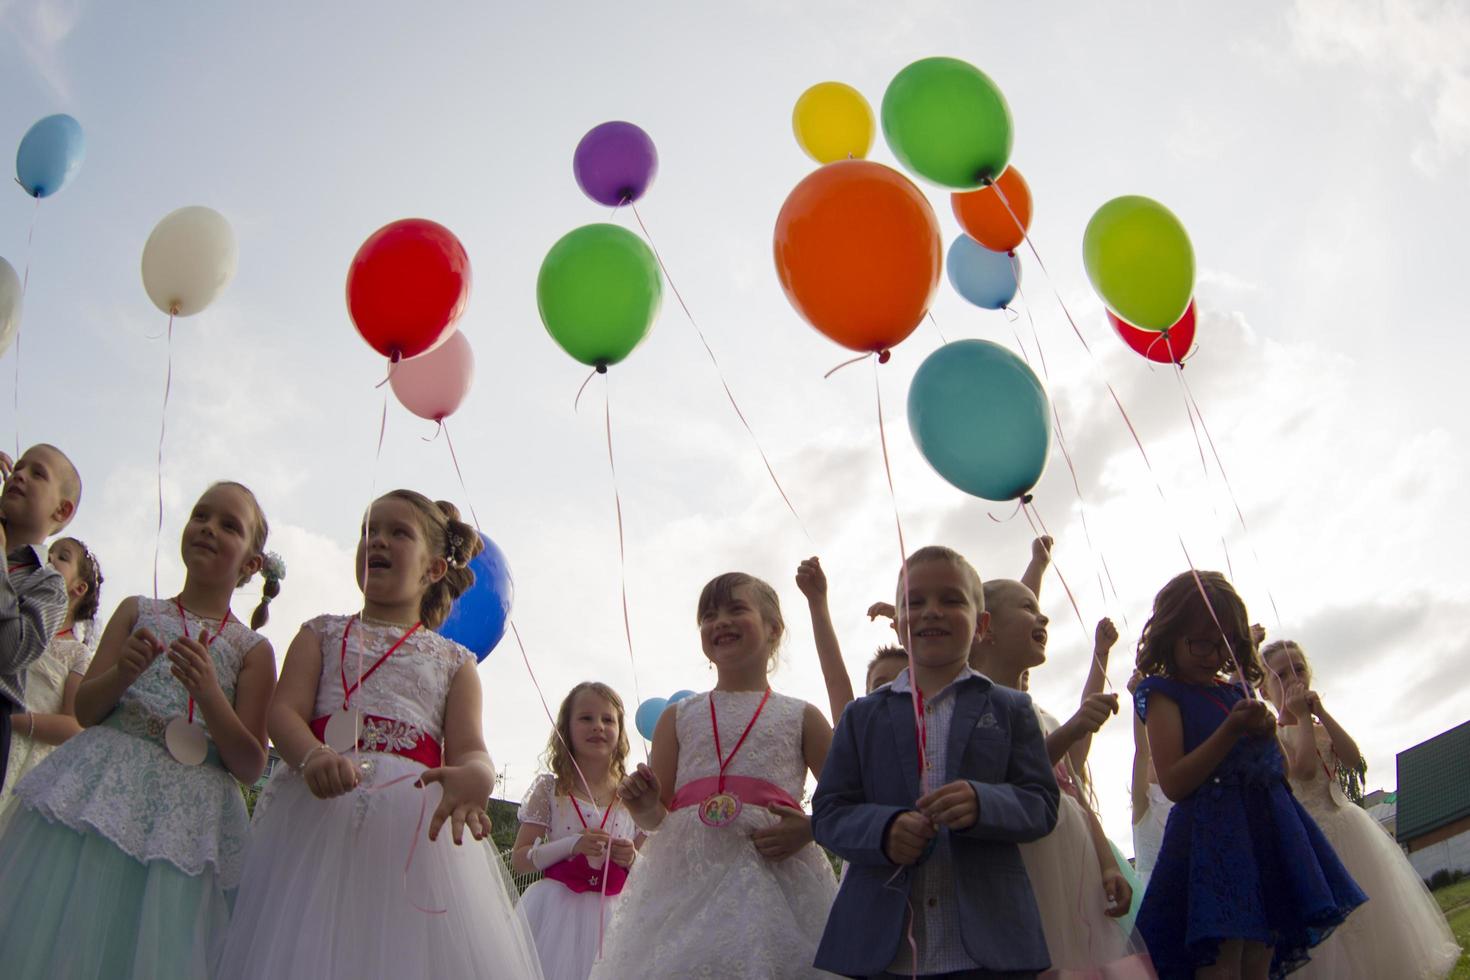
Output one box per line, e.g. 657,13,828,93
0,0,82,103
1288,0,1470,174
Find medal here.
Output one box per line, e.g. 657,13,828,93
164,716,209,766
329,616,421,756
323,709,362,753
701,687,772,829
168,599,231,766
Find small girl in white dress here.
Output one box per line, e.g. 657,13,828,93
514,681,642,979
591,572,839,979
218,490,542,979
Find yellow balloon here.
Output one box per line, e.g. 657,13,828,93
792,82,875,164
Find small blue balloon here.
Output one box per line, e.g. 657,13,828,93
635,697,669,741
668,689,696,705
945,234,1020,310
436,532,513,662
908,338,1052,501
16,114,85,199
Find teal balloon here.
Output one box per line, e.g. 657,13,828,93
881,57,1013,189
635,697,669,741
946,235,1020,310
908,339,1051,502
537,223,662,368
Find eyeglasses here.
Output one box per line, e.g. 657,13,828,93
1184,635,1247,660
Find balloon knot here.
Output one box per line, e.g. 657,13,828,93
389,350,402,365
1020,493,1034,505
595,362,608,375
878,349,891,364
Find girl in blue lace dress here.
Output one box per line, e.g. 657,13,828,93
1133,571,1364,979
0,482,280,978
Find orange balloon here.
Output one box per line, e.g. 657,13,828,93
951,165,1032,253
774,160,941,354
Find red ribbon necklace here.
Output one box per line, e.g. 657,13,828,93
176,598,230,723
338,614,422,711
710,687,772,793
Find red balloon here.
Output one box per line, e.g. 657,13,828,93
1108,300,1196,364
347,219,470,360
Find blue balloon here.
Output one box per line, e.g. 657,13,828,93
907,339,1052,501
635,697,669,741
945,234,1020,310
436,532,513,662
16,114,85,199
668,689,696,705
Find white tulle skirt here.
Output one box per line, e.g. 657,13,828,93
589,807,838,979
1290,798,1460,979
1021,794,1154,978
519,876,623,980
217,754,543,979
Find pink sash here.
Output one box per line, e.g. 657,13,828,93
543,854,630,895
668,774,801,814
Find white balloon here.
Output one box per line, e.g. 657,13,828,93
0,257,19,358
140,206,237,317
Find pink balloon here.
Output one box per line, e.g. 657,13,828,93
389,330,474,421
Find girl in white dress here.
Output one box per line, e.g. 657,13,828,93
514,681,642,979
219,490,542,979
1263,640,1461,980
1127,669,1172,894
591,572,839,979
0,482,279,977
0,536,102,829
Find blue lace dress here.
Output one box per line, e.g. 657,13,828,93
1135,677,1365,979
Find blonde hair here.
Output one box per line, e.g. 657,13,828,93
206,482,276,630
543,682,630,796
901,545,984,609
696,572,785,667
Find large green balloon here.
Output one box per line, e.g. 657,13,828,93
537,224,662,368
881,57,1013,189
1082,196,1194,332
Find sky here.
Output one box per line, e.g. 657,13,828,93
2,0,1467,851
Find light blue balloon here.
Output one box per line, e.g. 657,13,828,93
908,338,1052,501
668,689,696,705
635,697,669,741
16,114,85,199
946,234,1020,310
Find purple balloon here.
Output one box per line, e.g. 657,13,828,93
573,121,658,207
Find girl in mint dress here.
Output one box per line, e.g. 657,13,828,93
0,482,280,978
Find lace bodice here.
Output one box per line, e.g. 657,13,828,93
305,614,473,741
0,635,91,827
519,773,640,843
13,596,265,885
674,689,808,800
1282,722,1347,811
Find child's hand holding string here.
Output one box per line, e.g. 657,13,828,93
1225,698,1274,739
304,747,359,800
419,761,494,845
573,828,612,860
795,558,827,602
918,780,979,831
117,628,164,686
751,803,812,862
617,763,662,817
1102,867,1133,918
884,810,937,866
609,837,637,868
1094,618,1119,659
168,633,223,705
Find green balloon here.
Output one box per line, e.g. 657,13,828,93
1082,196,1194,332
881,57,1013,189
537,224,662,368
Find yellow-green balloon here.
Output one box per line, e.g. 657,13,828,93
1082,196,1194,332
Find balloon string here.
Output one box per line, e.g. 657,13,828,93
573,368,598,413
1172,359,1236,580
926,311,948,344
354,360,394,754
152,311,176,600
603,379,646,755
1174,362,1287,633
361,772,449,915
884,864,920,980
1017,283,1128,633
986,498,1025,523
823,352,871,379
1021,500,1113,692
419,421,445,444
628,202,814,547
991,181,1248,690
441,422,482,533
13,196,39,459
873,357,927,790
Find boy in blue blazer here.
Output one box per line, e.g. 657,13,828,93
812,546,1059,979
